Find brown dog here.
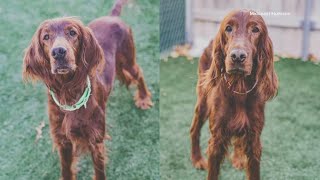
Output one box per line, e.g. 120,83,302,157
190,10,278,180
23,0,153,179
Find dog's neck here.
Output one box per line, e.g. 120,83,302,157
47,72,90,106
222,73,257,97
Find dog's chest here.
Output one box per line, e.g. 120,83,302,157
227,100,251,135
61,116,89,140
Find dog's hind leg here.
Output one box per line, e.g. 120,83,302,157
115,28,153,109
230,137,247,170
190,95,209,170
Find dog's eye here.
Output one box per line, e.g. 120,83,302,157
43,34,49,40
69,30,76,36
252,27,260,33
225,25,232,32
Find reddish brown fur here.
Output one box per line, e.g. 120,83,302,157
190,10,278,180
22,1,152,179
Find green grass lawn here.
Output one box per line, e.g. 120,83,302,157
0,0,159,179
160,58,320,180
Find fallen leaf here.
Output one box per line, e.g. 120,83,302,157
308,53,319,63
35,121,45,143
274,55,280,62
169,44,193,60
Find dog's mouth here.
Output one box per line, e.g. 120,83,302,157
54,66,72,74
227,67,246,75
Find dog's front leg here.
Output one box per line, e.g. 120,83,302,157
245,134,262,180
90,142,106,180
245,105,264,180
58,143,75,180
207,129,230,180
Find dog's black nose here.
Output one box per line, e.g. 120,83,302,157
230,49,247,63
51,47,66,59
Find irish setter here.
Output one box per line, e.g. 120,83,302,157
23,0,152,179
190,10,278,180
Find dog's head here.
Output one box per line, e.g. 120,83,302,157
214,10,273,76
23,17,104,82
209,10,278,100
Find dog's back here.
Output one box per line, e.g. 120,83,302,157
88,0,153,109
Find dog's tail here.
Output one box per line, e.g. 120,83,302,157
110,0,128,16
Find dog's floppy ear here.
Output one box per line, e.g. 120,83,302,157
206,26,226,80
79,26,104,76
23,24,51,81
212,30,226,78
201,28,227,92
256,31,278,101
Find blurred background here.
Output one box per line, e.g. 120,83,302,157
160,0,320,179
161,0,320,61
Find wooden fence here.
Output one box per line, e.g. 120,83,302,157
187,0,320,60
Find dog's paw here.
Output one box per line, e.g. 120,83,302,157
192,157,208,170
231,155,246,170
134,94,153,110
